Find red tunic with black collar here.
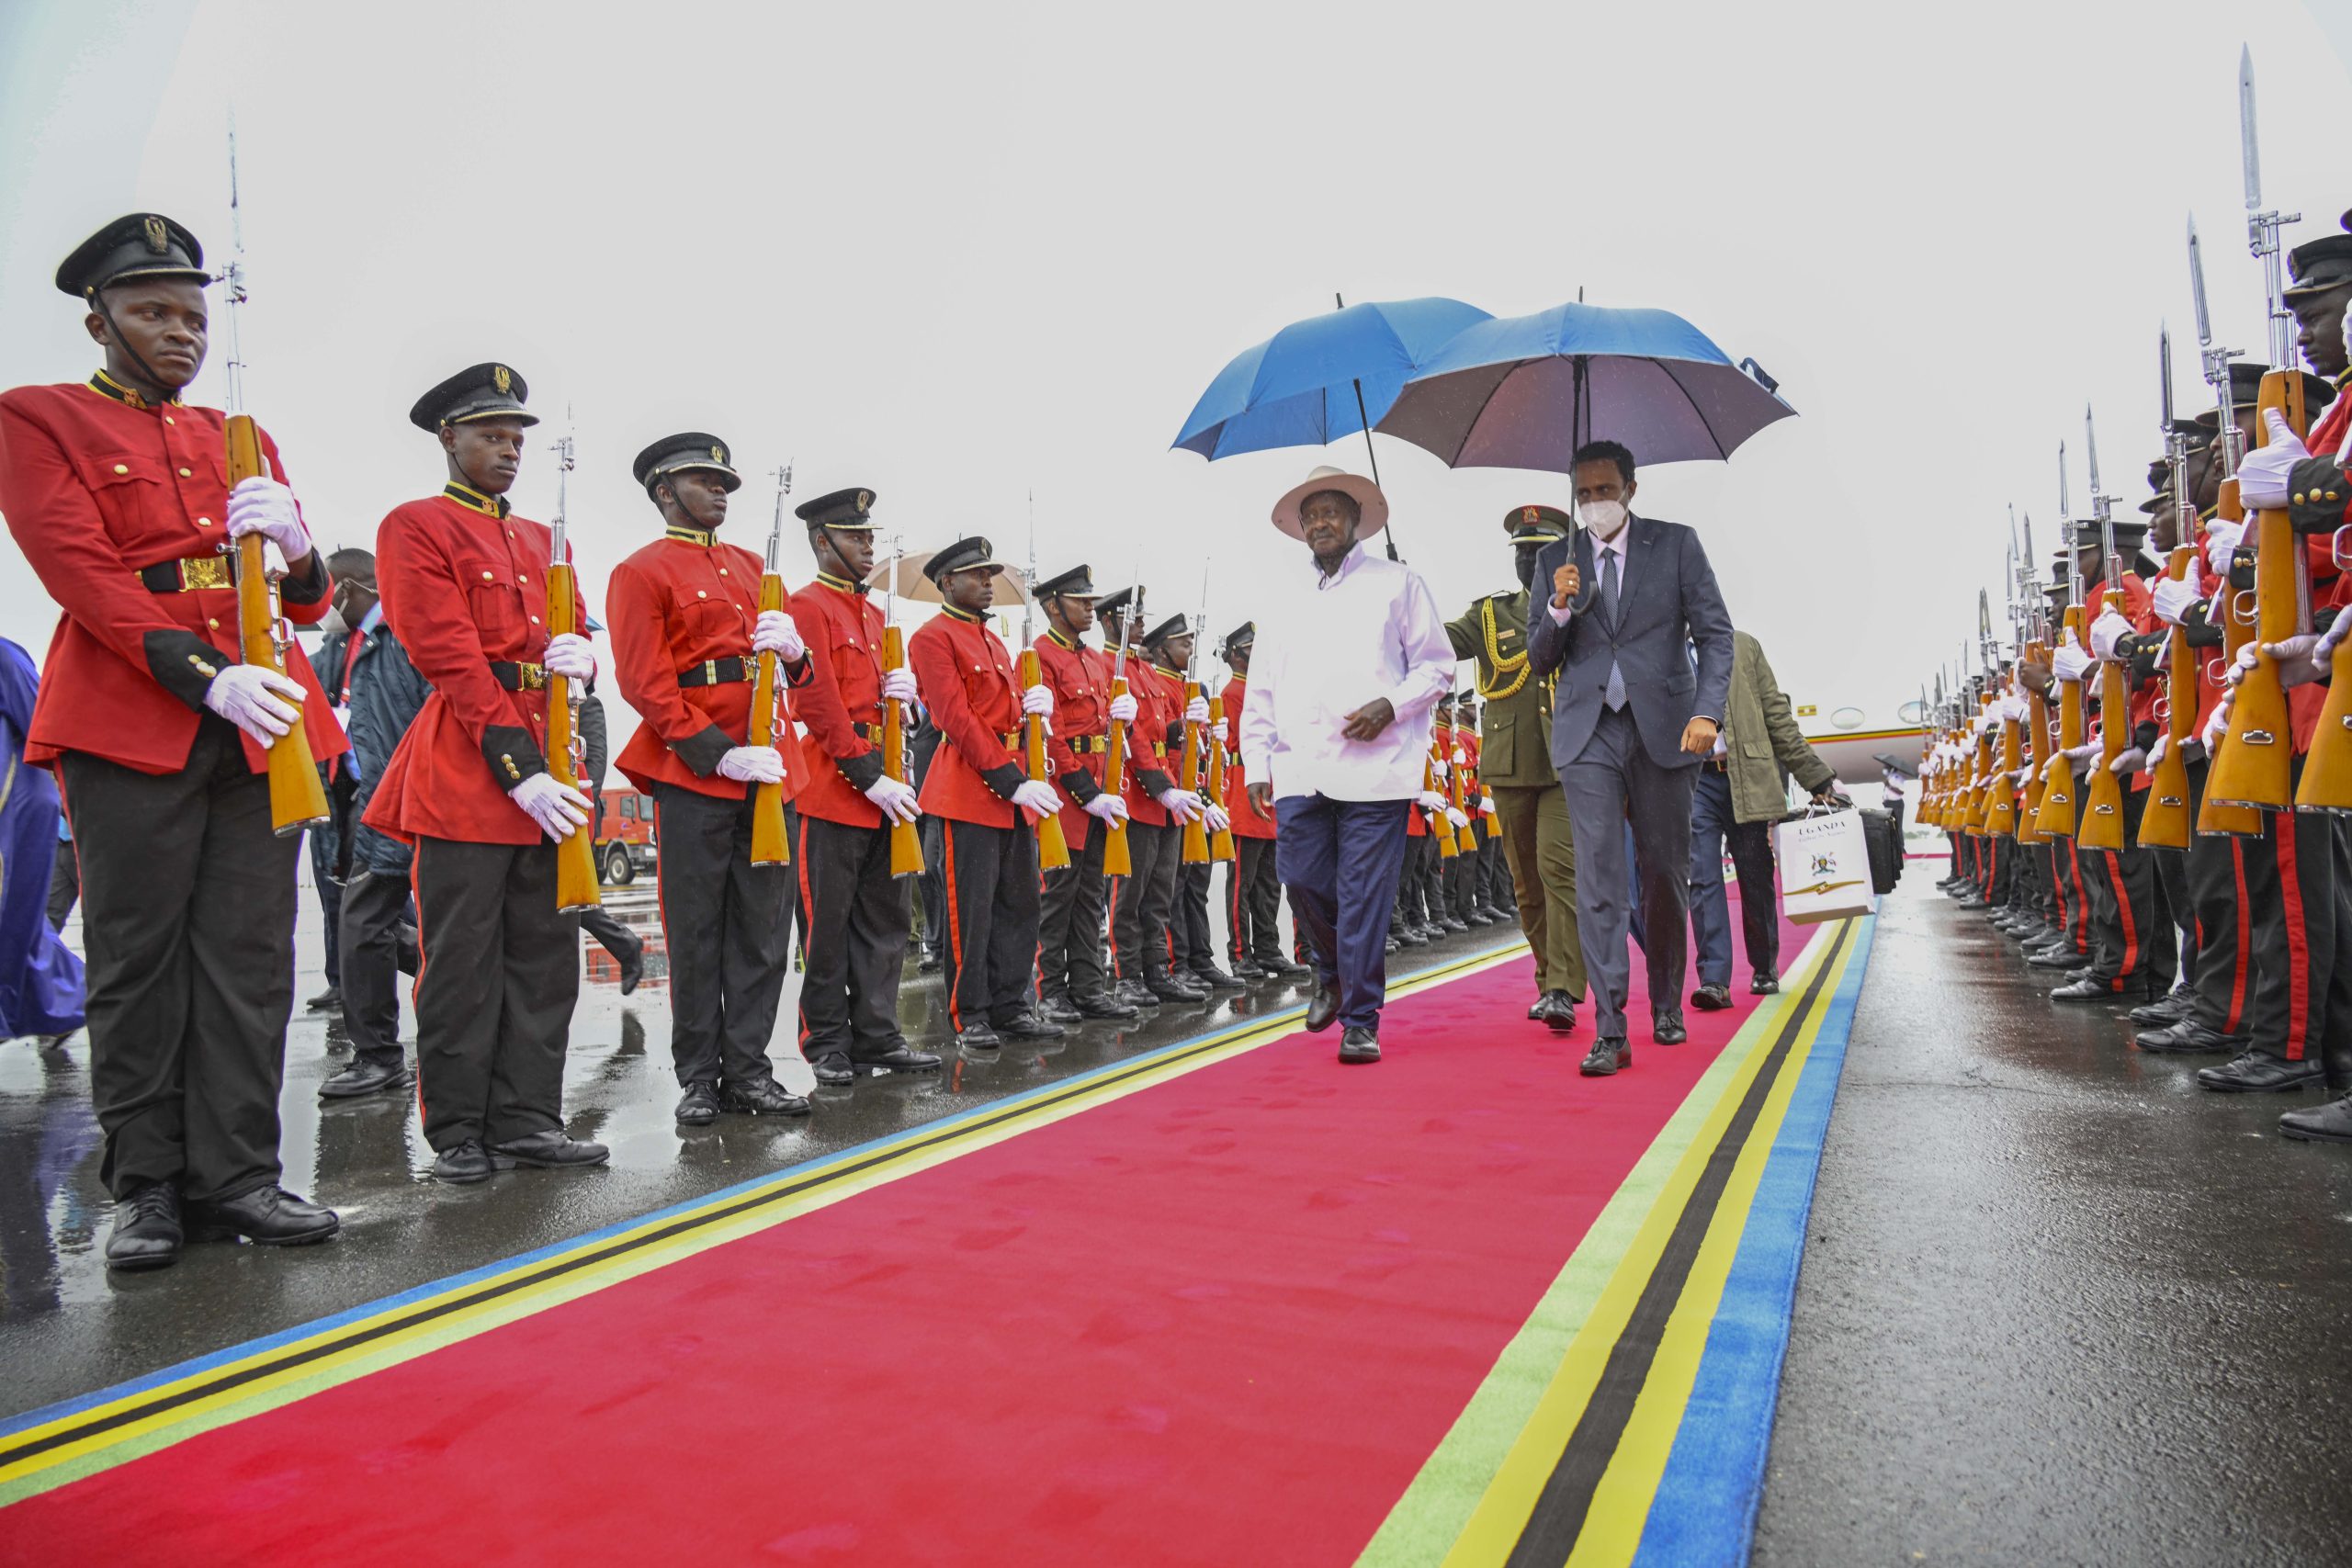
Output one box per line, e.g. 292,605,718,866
1122,660,1184,827
362,482,585,846
1220,674,1276,839
1032,626,1112,851
909,604,1026,828
607,523,810,801
0,372,343,774
787,570,891,829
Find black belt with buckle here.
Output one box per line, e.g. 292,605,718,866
1704,756,1729,773
490,660,548,692
1068,735,1104,756
137,555,234,593
678,657,754,687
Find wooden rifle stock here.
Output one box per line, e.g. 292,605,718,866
2136,547,2198,849
2033,609,2086,837
1427,750,1458,859
1986,695,2020,836
224,415,328,836
1444,728,1475,844
2018,637,2051,841
2076,596,2131,852
1101,676,1133,877
1205,696,1236,862
1023,649,1070,870
747,570,790,867
883,626,923,876
2197,479,2265,836
543,556,603,914
1176,680,1209,864
2207,372,2313,812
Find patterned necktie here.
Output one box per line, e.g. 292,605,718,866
1601,549,1626,710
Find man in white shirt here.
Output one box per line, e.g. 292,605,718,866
1240,467,1457,1064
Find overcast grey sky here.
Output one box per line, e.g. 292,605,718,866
4,0,2347,753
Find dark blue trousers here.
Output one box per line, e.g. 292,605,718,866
1275,794,1411,1031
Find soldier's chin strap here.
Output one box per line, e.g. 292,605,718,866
820,527,870,593
89,287,181,404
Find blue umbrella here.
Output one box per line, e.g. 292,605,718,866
1374,302,1795,472
1170,296,1492,462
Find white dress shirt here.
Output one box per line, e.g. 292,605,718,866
1238,539,1457,801
1545,530,1628,626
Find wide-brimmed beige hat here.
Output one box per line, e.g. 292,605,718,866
1272,466,1390,541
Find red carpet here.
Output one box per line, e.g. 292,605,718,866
6,910,1810,1567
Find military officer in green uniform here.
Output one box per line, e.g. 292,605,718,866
1446,504,1586,1032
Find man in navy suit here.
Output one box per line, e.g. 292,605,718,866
1525,440,1734,1077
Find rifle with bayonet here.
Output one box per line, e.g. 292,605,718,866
544,431,603,912
748,466,794,867
2186,215,2264,835
2140,333,2198,850
220,120,329,836
881,535,924,876
1178,571,1212,865
1984,583,2018,836
2077,407,2132,852
1021,498,1071,871
2033,448,2087,839
1100,581,1140,878
2018,511,2052,839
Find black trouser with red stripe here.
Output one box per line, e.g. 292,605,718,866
411,835,578,1154
1176,860,1219,975
653,784,792,1089
2075,785,2173,992
796,814,911,1065
1227,835,1283,965
939,817,1042,1030
2186,758,2254,1035
1108,820,1180,986
2052,832,2091,956
2238,793,2336,1066
1037,826,1109,1001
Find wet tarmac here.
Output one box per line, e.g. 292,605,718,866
0,884,1524,1423
1755,872,2352,1568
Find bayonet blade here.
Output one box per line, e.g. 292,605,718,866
2159,325,2175,428
2058,440,2071,520
2239,44,2261,211
2188,216,2212,348
2084,404,2103,500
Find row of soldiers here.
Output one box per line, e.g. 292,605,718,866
0,211,1544,1273
1922,212,2352,1147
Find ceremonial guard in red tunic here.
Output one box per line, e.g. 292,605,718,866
1217,623,1303,980
785,486,942,1084
1029,563,1139,1021
363,364,607,1184
905,536,1065,1050
1102,599,1210,1006
607,433,815,1124
0,214,345,1268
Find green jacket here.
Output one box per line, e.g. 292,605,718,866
1445,586,1555,786
1724,630,1836,822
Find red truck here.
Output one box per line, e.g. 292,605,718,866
594,788,659,886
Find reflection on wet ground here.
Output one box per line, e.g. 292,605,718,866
0,887,1522,1419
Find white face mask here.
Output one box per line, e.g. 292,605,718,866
319,604,350,637
1577,498,1629,539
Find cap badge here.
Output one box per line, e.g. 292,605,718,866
141,216,169,254
1521,506,1540,523
711,444,726,462
857,491,873,512
492,365,512,394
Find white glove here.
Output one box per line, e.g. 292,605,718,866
2041,754,2068,781
2236,409,2311,511
1479,795,1497,814
1184,694,1210,725
1999,693,2027,724
1445,807,1471,829
862,773,921,824
204,662,305,746
2109,746,2147,775
881,668,918,704
542,632,595,681
2206,520,2245,578
1011,778,1062,818
717,745,784,784
1108,692,1138,723
510,773,591,839
2089,609,2133,661
224,476,311,561
1451,746,1468,766
2319,612,2352,660
752,609,805,660
1158,786,1206,824
2259,633,2331,691
1082,792,1129,826
1023,682,1055,717
2148,735,2170,769
1204,804,1231,833
2151,575,2199,626
1417,789,1449,813
2226,641,2260,687
2202,697,2233,750
2051,638,2092,682
2063,741,2098,764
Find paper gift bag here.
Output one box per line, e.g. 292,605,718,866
1775,807,1876,924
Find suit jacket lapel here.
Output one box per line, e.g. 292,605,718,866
1612,515,1653,632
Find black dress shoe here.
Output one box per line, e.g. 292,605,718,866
617,941,645,997
488,1130,611,1168
1440,915,1470,933
995,1009,1066,1040
724,1077,812,1117
2197,1052,2326,1093
2050,977,2119,1002
1653,1010,1688,1045
809,1054,857,1086
186,1185,339,1246
1233,958,1268,982
2135,1021,2244,1055
1189,964,1246,990
1393,924,1429,947
1749,971,1780,996
320,1055,408,1099
1255,954,1310,978
1690,983,1733,1012
1477,904,1512,923
918,953,942,975
674,1080,722,1124
1304,982,1340,1033
1464,908,1496,926
1528,995,1553,1021
305,986,342,1012
1116,979,1163,1009
1385,938,1401,953
2128,994,2188,1026
957,1022,1004,1051
1579,1037,1632,1077
1338,1026,1381,1064
2279,1092,2352,1143
1148,976,1209,1003
433,1141,494,1183
857,1043,944,1074
105,1182,182,1271
1953,895,1990,909
1038,993,1085,1024
2028,945,2086,969
1073,989,1139,1020
1542,994,1579,1034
